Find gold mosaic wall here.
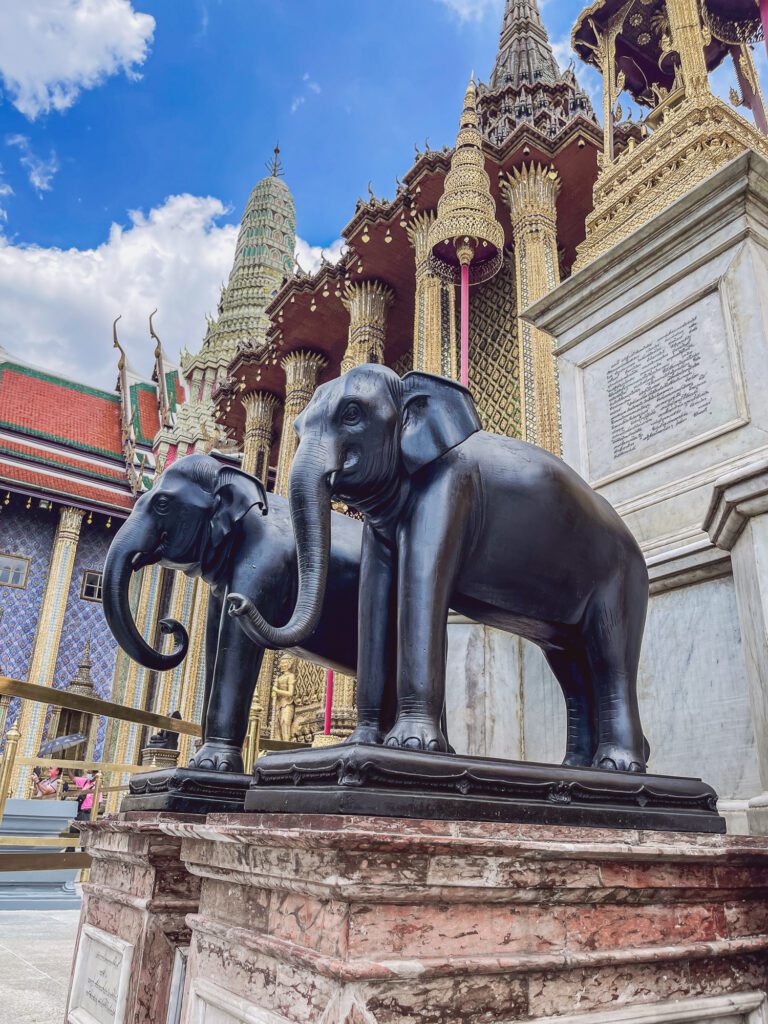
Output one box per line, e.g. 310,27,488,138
465,252,522,438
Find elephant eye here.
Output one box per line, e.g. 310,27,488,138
154,495,170,515
342,403,362,425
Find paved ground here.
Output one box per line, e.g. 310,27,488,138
0,909,80,1023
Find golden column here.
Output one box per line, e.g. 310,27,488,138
274,350,327,494
503,163,562,455
12,505,84,795
178,576,209,766
258,350,327,736
241,390,278,480
407,212,457,378
666,0,710,103
341,281,394,373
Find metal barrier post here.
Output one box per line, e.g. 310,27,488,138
0,725,21,824
89,771,102,822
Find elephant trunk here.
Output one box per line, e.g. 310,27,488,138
103,515,188,671
229,442,331,649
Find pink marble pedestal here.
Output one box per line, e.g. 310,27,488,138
161,813,768,1024
66,812,202,1024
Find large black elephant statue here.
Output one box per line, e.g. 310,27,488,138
102,453,363,772
228,365,650,773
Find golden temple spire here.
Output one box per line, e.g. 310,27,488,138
428,75,504,285
267,144,284,178
149,309,173,428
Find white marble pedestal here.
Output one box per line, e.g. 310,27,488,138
519,151,768,833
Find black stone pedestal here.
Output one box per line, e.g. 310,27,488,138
245,744,725,834
122,766,252,814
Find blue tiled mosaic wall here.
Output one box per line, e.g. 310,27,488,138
0,501,57,680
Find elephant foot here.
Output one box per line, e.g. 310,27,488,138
562,751,593,768
592,743,646,774
345,724,385,746
189,741,244,774
384,715,447,753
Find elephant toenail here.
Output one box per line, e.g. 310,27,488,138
599,757,618,771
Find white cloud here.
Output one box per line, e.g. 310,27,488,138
6,135,59,193
0,194,238,388
291,72,321,114
432,0,502,22
0,0,155,120
0,167,11,222
294,237,344,274
0,191,347,390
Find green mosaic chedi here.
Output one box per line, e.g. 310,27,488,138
188,149,297,375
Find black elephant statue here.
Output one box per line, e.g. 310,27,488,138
228,365,650,773
102,453,363,772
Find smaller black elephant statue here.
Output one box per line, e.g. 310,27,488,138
228,365,650,773
102,454,363,772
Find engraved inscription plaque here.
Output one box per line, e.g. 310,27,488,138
68,925,133,1024
583,292,741,481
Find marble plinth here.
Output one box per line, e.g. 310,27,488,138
66,812,202,1024
521,152,768,832
160,813,768,1024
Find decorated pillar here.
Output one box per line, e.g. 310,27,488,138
666,0,710,103
341,281,394,373
259,350,327,739
504,164,562,455
274,350,327,494
407,212,457,378
157,572,196,718
12,505,84,795
241,390,278,480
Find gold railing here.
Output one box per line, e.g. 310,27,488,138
0,675,303,873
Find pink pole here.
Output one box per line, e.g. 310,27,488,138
324,670,334,735
460,262,470,388
761,0,768,59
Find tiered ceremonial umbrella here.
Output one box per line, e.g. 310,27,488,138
428,74,504,387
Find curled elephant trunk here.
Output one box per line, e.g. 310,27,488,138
228,444,332,649
103,515,188,671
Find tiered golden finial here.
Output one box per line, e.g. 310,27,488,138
429,75,505,387
428,74,505,287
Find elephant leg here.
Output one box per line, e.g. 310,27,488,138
384,475,470,752
346,522,396,746
190,591,264,773
584,574,647,773
544,648,596,768
200,591,221,739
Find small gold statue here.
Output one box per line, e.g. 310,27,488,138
271,654,297,742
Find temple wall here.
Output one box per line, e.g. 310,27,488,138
0,504,57,682
466,252,522,438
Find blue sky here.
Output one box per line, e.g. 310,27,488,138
0,1,594,251
0,0,751,388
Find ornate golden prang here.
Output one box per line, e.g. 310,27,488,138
341,280,394,372
241,390,278,479
575,95,768,268
503,164,562,454
407,212,457,378
428,76,505,285
572,0,768,268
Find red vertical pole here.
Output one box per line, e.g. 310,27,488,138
761,0,768,60
460,262,470,388
324,670,334,735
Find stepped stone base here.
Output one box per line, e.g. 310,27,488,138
160,812,768,1024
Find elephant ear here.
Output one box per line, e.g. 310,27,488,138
400,372,481,475
210,466,268,550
